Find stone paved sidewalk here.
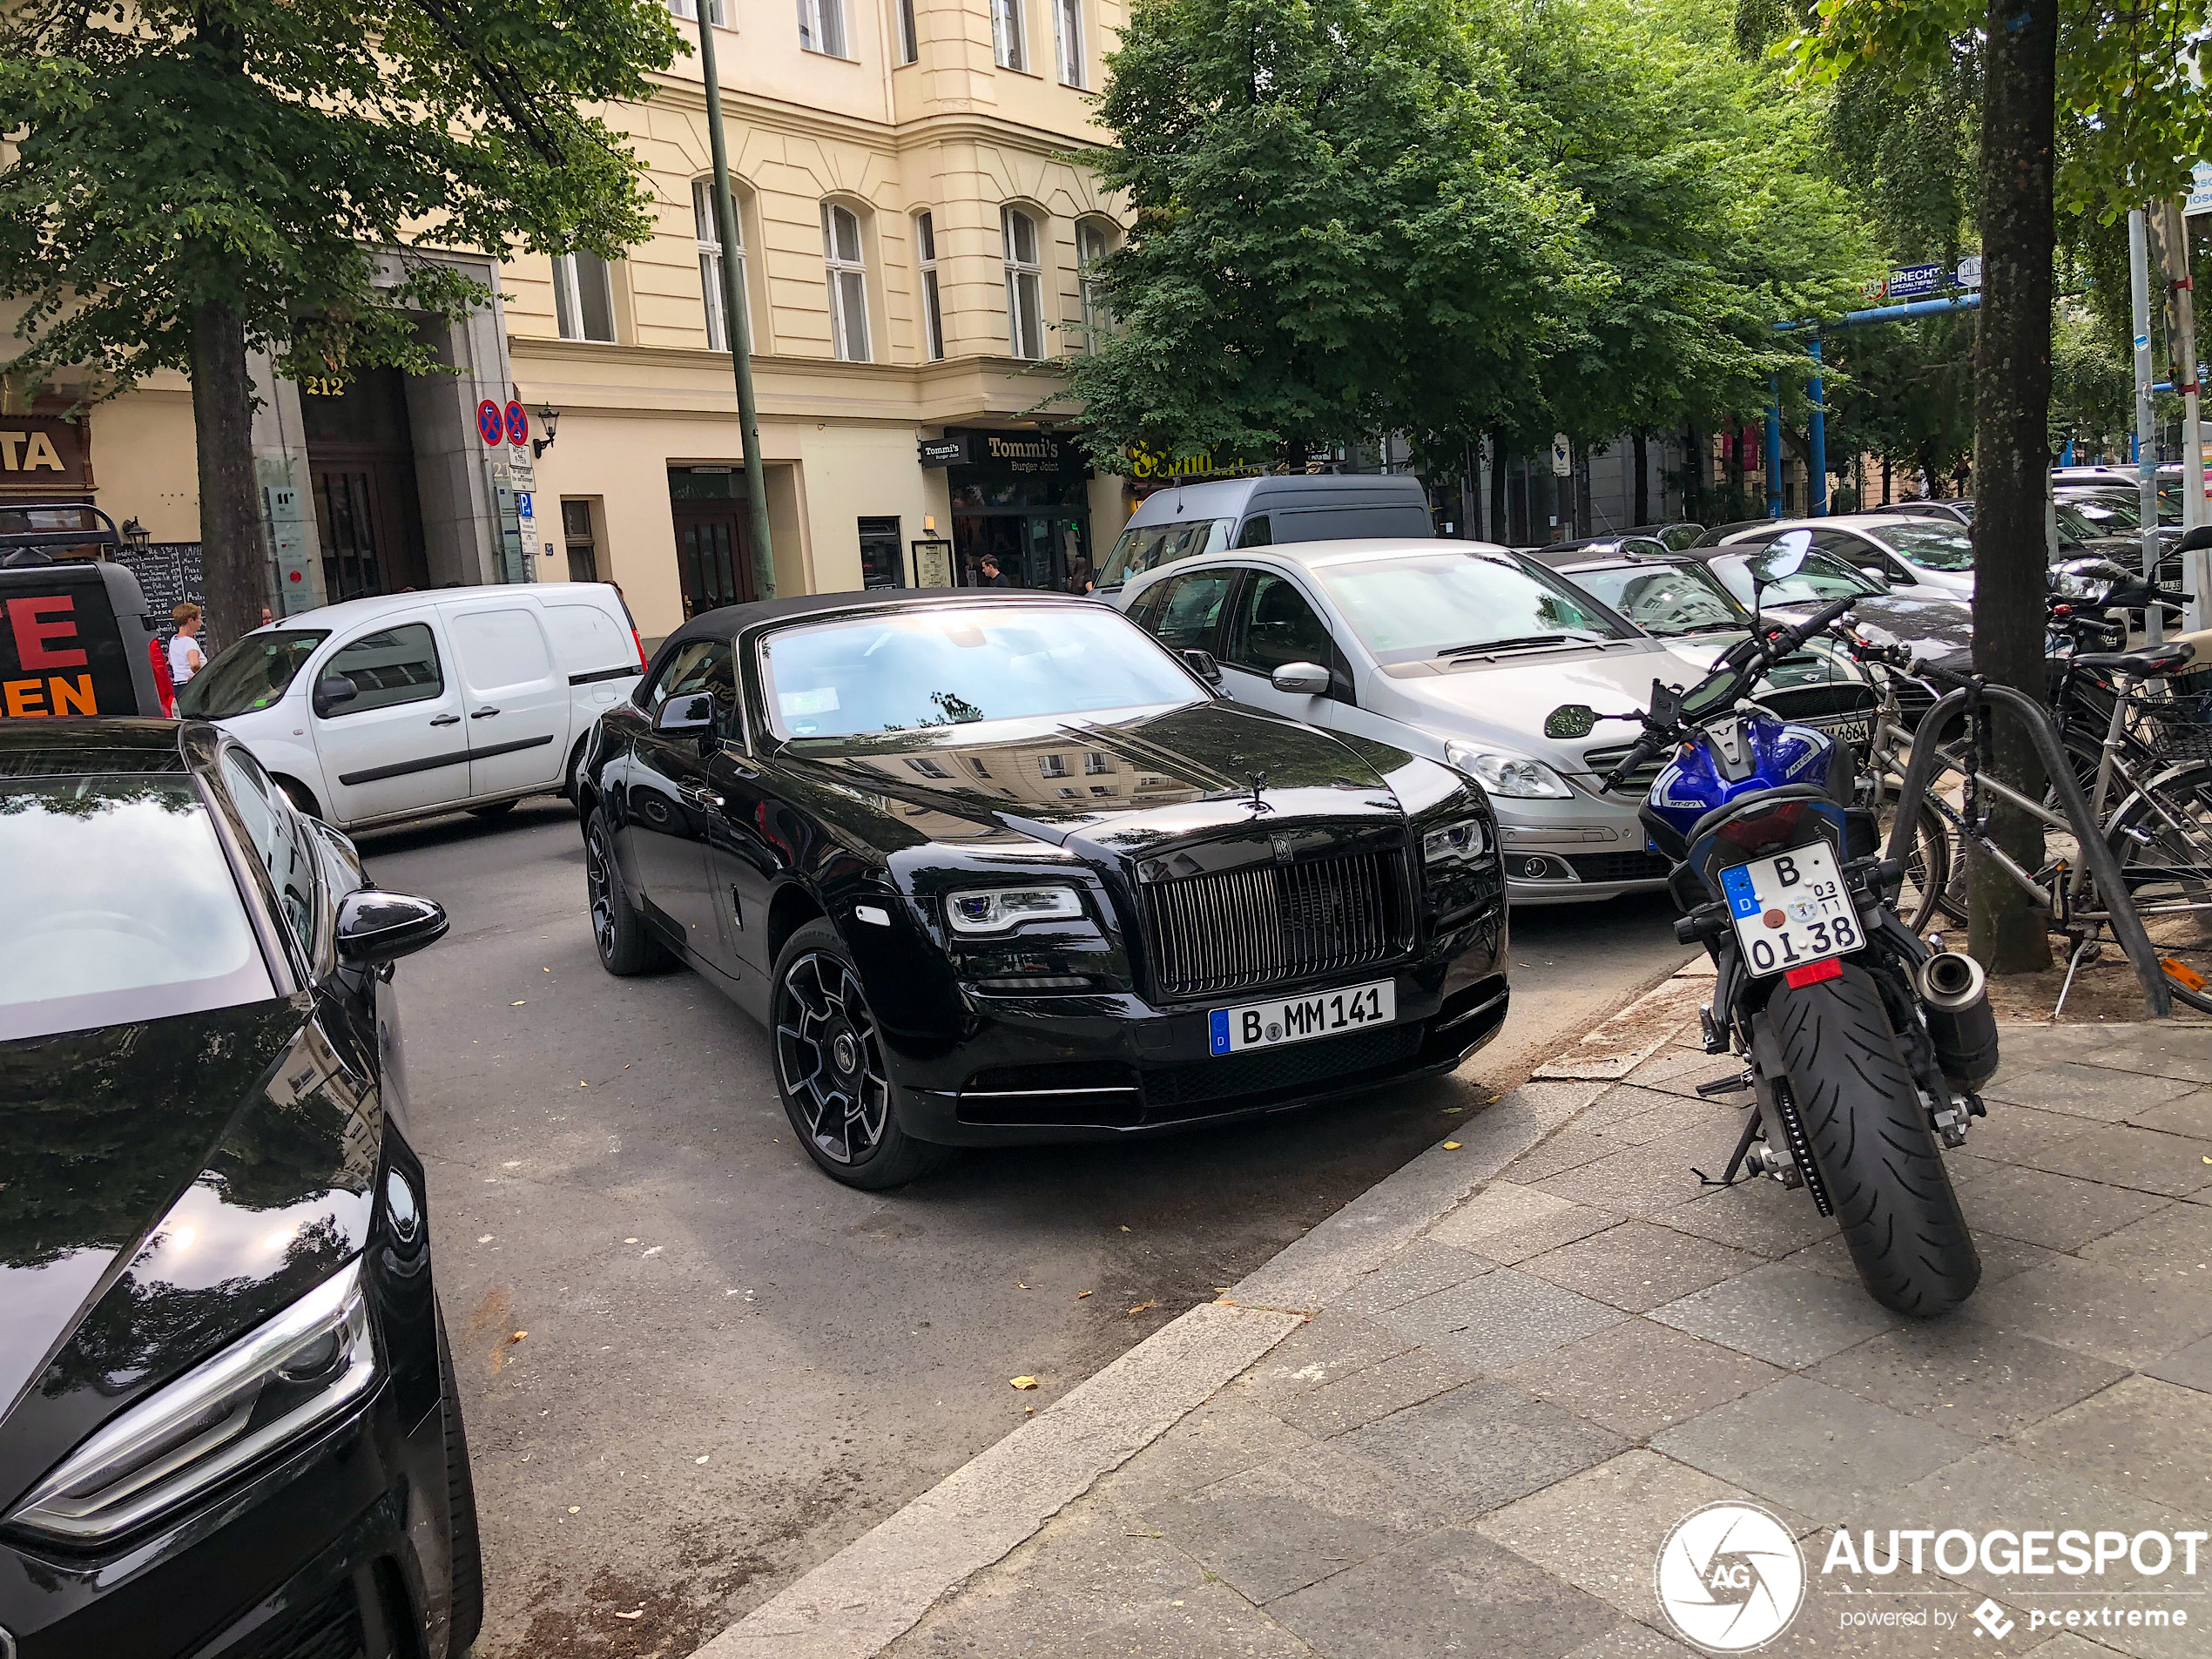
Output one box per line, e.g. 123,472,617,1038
884,1017,2212,1659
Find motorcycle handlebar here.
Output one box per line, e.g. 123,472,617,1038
1600,733,1665,793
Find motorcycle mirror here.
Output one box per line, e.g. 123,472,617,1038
2176,524,2212,556
1544,704,1598,739
1749,529,1813,588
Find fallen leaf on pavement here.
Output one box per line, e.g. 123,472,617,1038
695,1454,710,1464
509,1331,527,1344
511,1000,526,1007
477,1235,493,1244
624,1238,639,1244
567,1506,580,1514
614,1609,644,1621
1010,1375,1039,1389
1127,1300,1154,1315
1120,1225,1131,1232
1441,1141,1462,1150
1076,1290,1092,1298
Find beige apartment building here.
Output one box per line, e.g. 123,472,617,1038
2,0,1135,640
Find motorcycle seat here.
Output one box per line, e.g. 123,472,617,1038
2071,643,2195,678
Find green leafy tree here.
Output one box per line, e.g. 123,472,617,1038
0,0,681,644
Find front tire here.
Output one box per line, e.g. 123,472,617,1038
1768,964,1979,1316
436,1307,485,1654
771,920,950,1190
585,806,671,975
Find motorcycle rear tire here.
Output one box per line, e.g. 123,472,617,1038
1769,963,1980,1317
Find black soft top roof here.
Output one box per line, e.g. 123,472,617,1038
0,718,197,773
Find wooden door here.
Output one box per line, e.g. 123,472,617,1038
671,502,752,618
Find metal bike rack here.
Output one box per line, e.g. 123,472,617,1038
1883,678,2175,1018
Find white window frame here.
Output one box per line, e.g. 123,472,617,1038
693,179,746,354
1001,206,1045,360
799,0,848,57
1053,0,1083,86
991,0,1026,71
822,202,872,363
916,211,946,362
551,251,617,343
666,0,726,21
897,0,919,63
1076,219,1112,352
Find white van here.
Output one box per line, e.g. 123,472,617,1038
179,584,645,830
1095,474,1437,604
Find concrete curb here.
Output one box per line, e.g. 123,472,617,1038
685,961,1707,1659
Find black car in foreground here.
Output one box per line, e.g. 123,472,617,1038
578,590,1510,1188
0,720,474,1659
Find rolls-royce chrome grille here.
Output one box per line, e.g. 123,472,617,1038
1140,846,1406,1000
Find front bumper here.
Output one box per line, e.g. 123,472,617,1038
0,1370,452,1659
886,914,1508,1147
1493,793,1669,905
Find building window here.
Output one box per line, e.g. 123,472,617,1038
693,179,746,353
1089,785,1114,797
666,0,725,20
1076,219,1112,352
561,499,599,583
1053,0,1082,85
905,756,950,778
897,0,919,63
799,0,847,56
991,0,1025,70
1038,752,1068,778
552,252,617,343
916,211,946,362
821,203,871,362
1001,206,1045,359
1084,751,1110,774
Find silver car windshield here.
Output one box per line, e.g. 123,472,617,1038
1878,523,1976,571
1705,549,1878,607
1315,550,1634,661
759,604,1202,739
1561,563,1745,637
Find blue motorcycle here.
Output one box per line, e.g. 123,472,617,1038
1597,535,1997,1316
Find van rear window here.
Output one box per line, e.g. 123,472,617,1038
1268,504,1437,543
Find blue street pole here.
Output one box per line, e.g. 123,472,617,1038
1807,334,1827,516
1766,378,1784,517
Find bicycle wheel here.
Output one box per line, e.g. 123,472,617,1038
1881,797,1952,934
2096,760,2212,1014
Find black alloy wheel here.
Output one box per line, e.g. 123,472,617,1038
585,807,669,974
770,920,949,1188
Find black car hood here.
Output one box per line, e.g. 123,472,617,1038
790,699,1420,853
0,998,378,1514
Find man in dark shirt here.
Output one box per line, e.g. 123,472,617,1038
979,555,1014,588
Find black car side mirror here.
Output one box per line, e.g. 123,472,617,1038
654,691,716,733
335,890,448,966
1181,648,1223,686
312,674,358,718
2177,525,2212,556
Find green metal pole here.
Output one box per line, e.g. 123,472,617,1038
697,5,775,598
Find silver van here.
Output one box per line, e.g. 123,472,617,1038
1096,474,1434,603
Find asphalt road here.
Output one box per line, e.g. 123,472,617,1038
358,801,1691,1659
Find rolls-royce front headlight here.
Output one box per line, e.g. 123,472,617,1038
944,886,1085,934
1422,819,1489,863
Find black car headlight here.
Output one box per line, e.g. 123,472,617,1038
1421,818,1489,865
4,1258,376,1546
944,885,1085,934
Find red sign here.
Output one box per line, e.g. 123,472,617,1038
477,400,504,447
504,401,529,447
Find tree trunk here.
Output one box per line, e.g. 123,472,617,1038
1633,427,1650,524
1489,435,1508,545
1968,0,2058,974
190,300,267,651
1683,422,1704,522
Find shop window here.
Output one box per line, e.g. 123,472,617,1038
1054,0,1083,85
693,178,748,353
1076,219,1113,351
799,0,848,56
561,498,601,583
991,0,1026,69
860,516,903,589
1001,206,1044,360
822,203,871,362
552,252,617,343
897,0,919,62
916,211,946,361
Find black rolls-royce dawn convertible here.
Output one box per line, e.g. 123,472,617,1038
577,590,1510,1188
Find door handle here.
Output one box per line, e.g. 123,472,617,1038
679,785,725,811
429,713,461,727
470,705,499,719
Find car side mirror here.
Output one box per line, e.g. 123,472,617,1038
335,889,448,966
653,691,715,733
1858,563,1893,590
1181,648,1223,686
2177,525,2212,556
312,674,358,718
1270,660,1331,696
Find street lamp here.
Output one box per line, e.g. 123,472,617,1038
533,405,560,460
120,516,151,553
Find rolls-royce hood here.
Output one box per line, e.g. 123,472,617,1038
0,1000,378,1515
792,700,1420,851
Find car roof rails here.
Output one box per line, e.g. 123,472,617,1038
0,500,124,566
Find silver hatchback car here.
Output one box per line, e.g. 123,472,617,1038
1119,539,1691,904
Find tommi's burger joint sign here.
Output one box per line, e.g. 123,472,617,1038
0,416,92,494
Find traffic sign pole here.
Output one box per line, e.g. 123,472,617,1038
2130,206,2164,644
1765,378,1784,518
1807,334,1827,517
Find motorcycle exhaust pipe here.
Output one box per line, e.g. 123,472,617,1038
1914,951,1998,1091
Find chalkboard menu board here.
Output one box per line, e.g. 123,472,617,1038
113,543,205,624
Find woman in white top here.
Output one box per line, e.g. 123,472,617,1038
168,601,206,685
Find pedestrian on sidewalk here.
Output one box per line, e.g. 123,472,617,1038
167,602,206,687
